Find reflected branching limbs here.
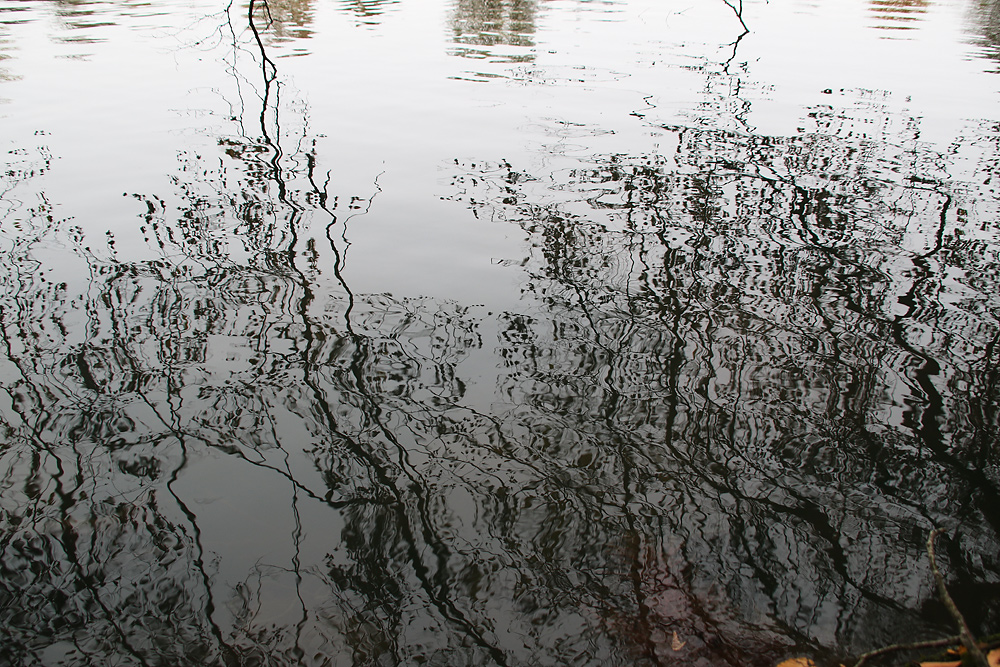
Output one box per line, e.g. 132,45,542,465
722,0,748,33
443,107,1000,657
213,13,509,657
248,0,278,79
720,0,749,73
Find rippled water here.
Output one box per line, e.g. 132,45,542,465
1,0,999,665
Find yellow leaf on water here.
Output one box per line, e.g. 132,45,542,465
917,662,960,667
987,648,1000,667
774,658,816,667
671,631,686,651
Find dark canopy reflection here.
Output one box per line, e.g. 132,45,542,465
1,1,999,666
446,101,1000,657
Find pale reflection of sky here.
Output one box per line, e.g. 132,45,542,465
0,0,997,306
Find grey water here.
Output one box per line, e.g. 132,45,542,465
1,0,999,665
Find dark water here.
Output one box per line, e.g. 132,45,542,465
1,0,999,665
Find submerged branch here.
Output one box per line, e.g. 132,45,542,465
847,531,990,667
927,530,990,667
852,636,961,667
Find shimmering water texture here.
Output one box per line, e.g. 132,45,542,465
1,0,999,665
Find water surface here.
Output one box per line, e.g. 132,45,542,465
1,0,999,665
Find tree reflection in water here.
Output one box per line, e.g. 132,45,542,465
250,0,316,44
337,0,399,27
451,0,537,62
971,0,1000,68
448,102,1000,660
1,2,1000,667
867,0,931,34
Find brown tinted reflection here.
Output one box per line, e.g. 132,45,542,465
451,0,537,60
868,0,931,33
338,0,400,26
250,0,315,44
968,0,1000,67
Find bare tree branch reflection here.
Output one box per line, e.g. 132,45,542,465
2,3,1000,667
445,99,1000,662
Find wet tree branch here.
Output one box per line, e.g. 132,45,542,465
927,530,990,667
849,530,989,667
853,636,961,667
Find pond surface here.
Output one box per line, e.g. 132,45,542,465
1,0,1000,665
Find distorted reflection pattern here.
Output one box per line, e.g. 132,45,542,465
0,5,24,84
868,0,931,33
970,0,1000,67
1,1,1000,667
337,0,399,27
446,102,1000,660
450,0,537,61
